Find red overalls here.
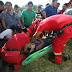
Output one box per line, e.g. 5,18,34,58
52,26,72,64
37,15,72,64
1,32,30,70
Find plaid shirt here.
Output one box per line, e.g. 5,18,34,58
1,12,20,28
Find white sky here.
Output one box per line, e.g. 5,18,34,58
1,0,70,9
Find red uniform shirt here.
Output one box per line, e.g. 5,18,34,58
28,19,41,35
28,25,36,36
37,15,72,32
28,24,43,37
4,32,30,50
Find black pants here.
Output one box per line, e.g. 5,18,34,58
42,37,54,45
0,39,7,48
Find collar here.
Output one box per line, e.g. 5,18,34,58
27,9,32,13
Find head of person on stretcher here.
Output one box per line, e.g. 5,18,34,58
28,38,44,53
28,37,54,53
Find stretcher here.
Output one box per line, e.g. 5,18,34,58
22,44,52,65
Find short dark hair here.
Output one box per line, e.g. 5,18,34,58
66,3,70,6
28,1,33,6
52,0,57,2
38,6,42,8
0,1,4,5
14,5,19,9
22,27,27,33
64,3,68,6
10,25,22,33
5,2,12,6
46,3,49,6
57,3,60,5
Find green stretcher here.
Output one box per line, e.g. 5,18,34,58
22,44,52,66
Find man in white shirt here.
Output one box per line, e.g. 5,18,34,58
0,25,22,39
0,29,12,39
0,25,22,47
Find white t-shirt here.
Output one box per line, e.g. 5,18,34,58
0,29,12,39
57,9,60,13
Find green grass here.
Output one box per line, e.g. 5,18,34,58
14,40,72,72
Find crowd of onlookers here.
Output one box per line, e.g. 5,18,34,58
0,0,72,33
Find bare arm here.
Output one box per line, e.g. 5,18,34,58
17,20,23,28
33,17,36,21
21,17,24,27
31,31,42,42
42,11,47,18
36,39,44,50
34,31,42,39
24,44,29,52
3,36,9,40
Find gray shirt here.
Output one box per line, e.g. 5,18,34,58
0,12,4,32
1,12,20,28
63,8,72,15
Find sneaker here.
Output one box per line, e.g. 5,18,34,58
62,54,70,61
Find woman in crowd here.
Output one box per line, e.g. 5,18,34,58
1,2,23,29
58,3,68,14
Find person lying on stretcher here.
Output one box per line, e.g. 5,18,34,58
28,37,54,53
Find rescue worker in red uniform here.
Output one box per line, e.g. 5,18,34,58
31,15,72,64
28,19,44,37
1,31,30,70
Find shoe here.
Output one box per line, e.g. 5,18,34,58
48,52,55,60
62,54,70,61
50,59,55,63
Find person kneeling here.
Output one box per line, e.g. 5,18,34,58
1,30,30,70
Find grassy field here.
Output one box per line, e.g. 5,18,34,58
14,40,72,72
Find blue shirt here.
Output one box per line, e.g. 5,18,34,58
44,5,57,17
